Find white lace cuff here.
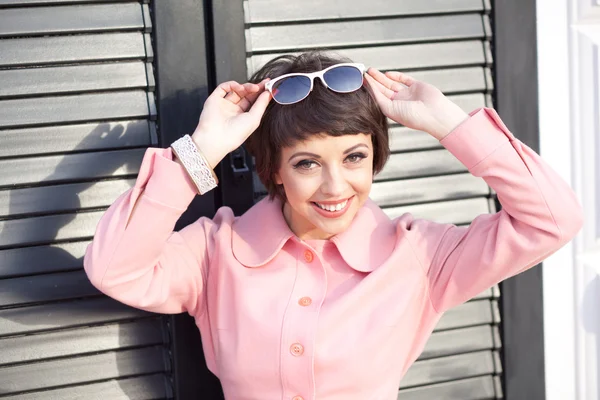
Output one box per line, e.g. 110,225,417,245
170,134,218,195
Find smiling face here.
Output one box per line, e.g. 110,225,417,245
275,133,374,240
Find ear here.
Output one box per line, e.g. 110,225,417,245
274,172,283,185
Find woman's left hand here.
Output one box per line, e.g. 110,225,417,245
364,68,469,141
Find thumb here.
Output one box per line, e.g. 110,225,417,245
248,90,272,119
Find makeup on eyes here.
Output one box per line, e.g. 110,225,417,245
292,152,368,170
287,143,370,163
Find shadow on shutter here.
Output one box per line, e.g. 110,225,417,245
0,1,172,398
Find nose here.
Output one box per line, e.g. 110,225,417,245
320,166,347,197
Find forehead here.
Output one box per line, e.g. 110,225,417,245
282,133,372,152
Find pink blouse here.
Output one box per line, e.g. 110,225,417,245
84,108,583,400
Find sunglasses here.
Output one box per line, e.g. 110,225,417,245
265,63,366,105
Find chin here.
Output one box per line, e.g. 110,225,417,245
311,209,357,237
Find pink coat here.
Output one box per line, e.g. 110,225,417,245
84,108,583,400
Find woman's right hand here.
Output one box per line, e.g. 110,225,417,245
190,79,272,169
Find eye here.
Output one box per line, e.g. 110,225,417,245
293,159,319,170
345,152,367,164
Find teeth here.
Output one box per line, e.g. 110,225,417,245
315,199,348,212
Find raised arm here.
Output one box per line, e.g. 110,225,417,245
84,79,272,315
402,108,582,312
365,68,583,313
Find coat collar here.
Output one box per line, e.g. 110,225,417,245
231,197,397,272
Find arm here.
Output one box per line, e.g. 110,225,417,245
365,68,583,313
84,147,212,315
406,108,583,313
84,79,273,315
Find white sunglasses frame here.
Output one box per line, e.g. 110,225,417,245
265,63,366,105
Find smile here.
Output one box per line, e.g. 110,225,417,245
315,199,348,212
311,197,353,218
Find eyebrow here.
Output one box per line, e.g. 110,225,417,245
287,143,369,163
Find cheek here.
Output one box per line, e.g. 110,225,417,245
279,171,319,202
350,167,373,194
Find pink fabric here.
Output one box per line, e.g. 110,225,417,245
84,108,583,400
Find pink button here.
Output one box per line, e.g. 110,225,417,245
292,396,304,400
290,343,304,356
298,297,312,307
304,250,314,263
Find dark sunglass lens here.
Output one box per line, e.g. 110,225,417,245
272,75,311,104
323,66,363,93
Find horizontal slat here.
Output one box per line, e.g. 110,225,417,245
377,149,466,181
436,300,499,331
0,62,150,99
0,210,104,247
398,375,500,400
0,3,144,38
0,32,148,68
348,40,493,70
0,241,88,278
389,126,442,152
5,374,172,400
0,91,152,129
0,148,144,188
0,296,149,337
472,285,500,301
410,67,492,93
386,93,487,126
388,94,488,135
451,92,490,111
0,270,99,307
0,0,130,6
245,0,484,23
383,197,491,225
4,374,172,400
370,173,488,208
0,318,165,365
401,350,499,389
1,179,134,218
0,346,169,395
246,14,488,53
418,325,499,361
248,40,492,77
0,120,152,158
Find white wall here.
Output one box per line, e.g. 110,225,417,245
537,0,600,399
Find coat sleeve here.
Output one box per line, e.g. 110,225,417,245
83,147,215,316
404,108,584,314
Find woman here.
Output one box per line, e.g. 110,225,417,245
84,52,583,399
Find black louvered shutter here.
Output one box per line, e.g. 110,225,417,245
0,1,173,398
244,0,503,398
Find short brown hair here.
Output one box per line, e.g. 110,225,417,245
245,51,389,201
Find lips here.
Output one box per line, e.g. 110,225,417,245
314,199,348,212
311,196,353,219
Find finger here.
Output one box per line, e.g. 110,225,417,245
245,79,270,105
226,82,262,104
224,83,248,104
248,90,272,119
368,68,406,92
212,81,241,98
237,81,270,113
366,68,405,92
384,70,416,87
237,96,252,112
364,74,393,112
364,73,395,99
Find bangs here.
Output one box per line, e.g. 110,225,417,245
269,83,382,148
